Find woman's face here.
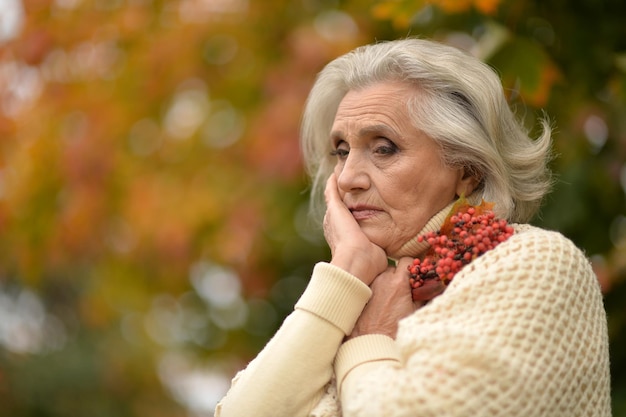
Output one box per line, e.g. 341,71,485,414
330,81,474,257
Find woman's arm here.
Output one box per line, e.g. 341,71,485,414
335,228,612,417
215,262,371,417
216,174,392,417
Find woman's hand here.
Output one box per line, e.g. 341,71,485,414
348,257,423,340
324,173,388,285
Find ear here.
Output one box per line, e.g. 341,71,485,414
455,168,481,197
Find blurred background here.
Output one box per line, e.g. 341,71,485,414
0,0,624,415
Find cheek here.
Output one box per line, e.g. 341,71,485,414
385,174,452,218
392,191,427,224
385,175,423,207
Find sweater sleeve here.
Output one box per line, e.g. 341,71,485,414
335,228,612,417
215,262,371,417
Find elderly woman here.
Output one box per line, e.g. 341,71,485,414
215,38,611,417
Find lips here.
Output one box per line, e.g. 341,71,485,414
349,205,383,220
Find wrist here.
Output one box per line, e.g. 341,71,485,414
330,255,377,284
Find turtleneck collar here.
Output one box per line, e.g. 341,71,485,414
388,200,457,261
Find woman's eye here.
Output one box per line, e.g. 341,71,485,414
330,148,349,158
330,142,349,159
374,141,398,155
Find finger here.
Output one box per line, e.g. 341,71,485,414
387,257,414,285
324,174,346,219
324,173,360,234
324,173,339,206
395,257,414,273
402,258,429,309
373,262,411,292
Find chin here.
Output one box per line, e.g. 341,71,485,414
361,226,406,258
371,235,410,260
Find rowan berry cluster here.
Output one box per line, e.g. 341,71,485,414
408,202,514,300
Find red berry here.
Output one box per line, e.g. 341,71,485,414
408,199,514,301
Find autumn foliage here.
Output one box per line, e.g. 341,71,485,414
0,0,625,416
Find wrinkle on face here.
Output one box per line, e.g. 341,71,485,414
330,81,469,257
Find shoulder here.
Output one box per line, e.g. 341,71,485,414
429,224,607,337
500,223,590,265
507,223,591,270
510,223,580,246
453,223,600,295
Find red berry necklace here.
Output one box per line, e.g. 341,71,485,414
408,198,514,302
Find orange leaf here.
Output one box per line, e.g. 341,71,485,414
473,0,501,15
440,196,495,236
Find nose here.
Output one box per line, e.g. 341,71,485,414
336,152,370,193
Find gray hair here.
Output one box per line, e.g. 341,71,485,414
300,38,553,223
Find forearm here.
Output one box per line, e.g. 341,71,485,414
335,334,400,394
217,310,344,417
216,263,371,417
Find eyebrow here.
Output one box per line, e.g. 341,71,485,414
330,124,399,140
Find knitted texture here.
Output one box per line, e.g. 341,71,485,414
333,225,611,417
309,377,340,417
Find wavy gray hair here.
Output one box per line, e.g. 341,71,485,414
301,38,553,223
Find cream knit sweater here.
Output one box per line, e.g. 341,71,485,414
215,214,611,416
